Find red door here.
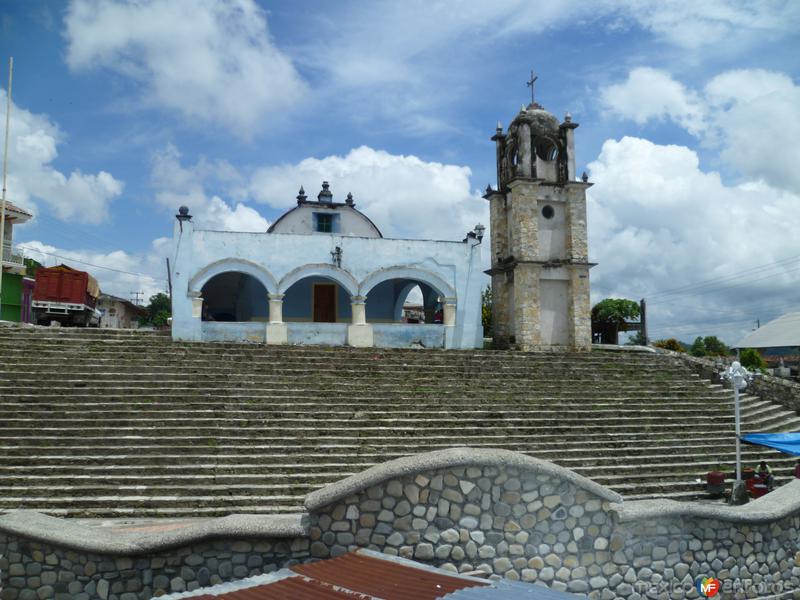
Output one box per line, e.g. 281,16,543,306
313,284,336,323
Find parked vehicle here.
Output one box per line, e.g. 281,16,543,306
31,265,101,326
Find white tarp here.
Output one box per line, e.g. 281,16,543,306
735,311,800,348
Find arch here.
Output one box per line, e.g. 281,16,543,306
359,266,456,300
278,263,359,297
189,258,278,295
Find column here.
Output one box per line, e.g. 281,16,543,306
442,297,457,349
513,263,541,351
186,291,203,342
266,293,287,345
568,267,592,352
347,295,373,347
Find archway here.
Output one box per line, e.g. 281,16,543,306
201,272,268,322
365,279,441,324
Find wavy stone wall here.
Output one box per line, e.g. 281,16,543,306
2,448,800,600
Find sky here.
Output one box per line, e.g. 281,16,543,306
1,0,799,344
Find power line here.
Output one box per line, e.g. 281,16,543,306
16,244,167,282
645,253,800,299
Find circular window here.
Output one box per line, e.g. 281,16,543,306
542,205,555,219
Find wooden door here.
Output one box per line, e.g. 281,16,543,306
313,284,337,323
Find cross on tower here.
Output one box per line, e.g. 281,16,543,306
526,69,538,105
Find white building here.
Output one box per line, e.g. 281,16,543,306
97,293,146,329
170,183,485,349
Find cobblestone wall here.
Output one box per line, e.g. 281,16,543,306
0,535,309,600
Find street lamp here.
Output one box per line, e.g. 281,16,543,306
720,361,755,504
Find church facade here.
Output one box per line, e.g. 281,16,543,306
484,99,593,351
170,183,485,349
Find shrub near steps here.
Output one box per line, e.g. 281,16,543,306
0,326,798,517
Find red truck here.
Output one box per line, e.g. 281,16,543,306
32,265,101,326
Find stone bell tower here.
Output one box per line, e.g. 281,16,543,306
484,89,593,351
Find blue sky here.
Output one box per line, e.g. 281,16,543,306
1,0,799,343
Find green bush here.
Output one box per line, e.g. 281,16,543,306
740,348,767,372
654,338,684,352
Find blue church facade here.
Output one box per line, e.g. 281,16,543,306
170,183,485,349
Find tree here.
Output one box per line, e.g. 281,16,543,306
481,286,492,333
141,292,171,327
740,348,767,372
689,336,707,357
591,298,641,324
591,298,641,344
625,330,647,346
702,336,730,357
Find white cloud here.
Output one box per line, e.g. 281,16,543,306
151,145,269,232
64,0,306,137
0,90,123,223
248,146,487,241
599,68,705,135
600,68,800,194
587,136,800,344
18,237,170,301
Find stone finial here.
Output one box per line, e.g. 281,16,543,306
581,172,589,183
474,223,486,241
318,181,333,203
296,186,307,204
345,192,355,207
485,184,493,194
496,121,503,133
564,111,572,123
176,206,192,222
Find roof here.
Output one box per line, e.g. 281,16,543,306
2,200,33,219
160,549,586,600
98,293,148,315
734,311,800,348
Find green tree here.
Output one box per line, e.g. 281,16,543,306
141,292,171,327
702,336,730,357
689,336,707,357
625,330,647,346
740,348,767,372
591,298,640,324
481,286,492,333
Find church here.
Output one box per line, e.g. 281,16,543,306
170,91,592,351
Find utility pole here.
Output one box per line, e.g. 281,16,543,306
0,57,14,317
130,291,144,306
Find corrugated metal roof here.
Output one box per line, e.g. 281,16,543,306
735,311,800,348
160,550,586,599
291,551,487,600
441,579,588,599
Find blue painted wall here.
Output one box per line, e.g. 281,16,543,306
283,276,353,322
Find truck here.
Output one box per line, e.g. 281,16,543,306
31,265,101,327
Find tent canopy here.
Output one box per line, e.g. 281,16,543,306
741,433,800,456
735,312,800,349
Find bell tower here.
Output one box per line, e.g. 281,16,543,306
484,86,593,351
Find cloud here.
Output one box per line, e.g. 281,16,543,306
0,90,123,223
64,0,306,137
18,237,170,301
599,67,705,135
600,68,800,194
151,145,269,232
248,146,487,241
587,136,800,344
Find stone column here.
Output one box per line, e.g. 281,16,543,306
491,272,511,349
568,267,592,351
518,123,532,178
266,293,288,345
347,295,373,347
513,264,541,351
507,180,539,262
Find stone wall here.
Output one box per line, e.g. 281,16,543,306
3,448,800,600
679,353,800,413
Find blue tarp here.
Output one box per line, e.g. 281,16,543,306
741,433,800,456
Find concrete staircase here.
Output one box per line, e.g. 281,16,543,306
0,326,798,518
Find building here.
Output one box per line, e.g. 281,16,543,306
170,183,486,348
484,98,593,351
97,293,147,329
0,201,33,322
